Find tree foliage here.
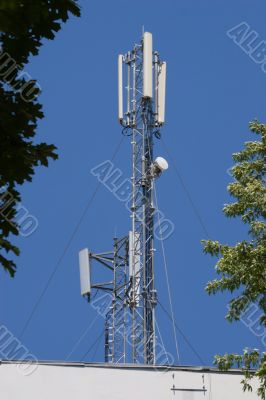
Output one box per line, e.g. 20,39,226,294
215,350,266,400
202,120,266,398
0,0,80,277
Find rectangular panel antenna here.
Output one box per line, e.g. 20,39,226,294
129,231,140,278
143,32,153,98
118,55,123,122
79,248,91,299
129,231,141,303
158,61,166,124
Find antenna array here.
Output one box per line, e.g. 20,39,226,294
79,32,167,365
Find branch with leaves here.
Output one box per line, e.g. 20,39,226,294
0,0,81,276
215,350,266,400
202,120,266,398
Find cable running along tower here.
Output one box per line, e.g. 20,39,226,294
79,32,167,365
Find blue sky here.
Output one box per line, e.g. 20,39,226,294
1,0,266,365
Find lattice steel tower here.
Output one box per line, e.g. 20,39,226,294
79,31,167,365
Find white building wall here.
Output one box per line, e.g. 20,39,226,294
0,362,259,400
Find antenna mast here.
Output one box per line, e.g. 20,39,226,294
79,31,167,365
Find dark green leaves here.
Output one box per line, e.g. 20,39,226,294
0,0,81,65
0,0,80,277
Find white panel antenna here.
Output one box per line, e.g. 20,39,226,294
79,248,91,299
129,231,141,302
143,32,153,98
118,54,124,122
158,61,166,124
129,231,140,278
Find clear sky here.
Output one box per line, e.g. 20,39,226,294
1,0,266,366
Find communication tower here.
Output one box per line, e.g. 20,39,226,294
79,31,167,365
